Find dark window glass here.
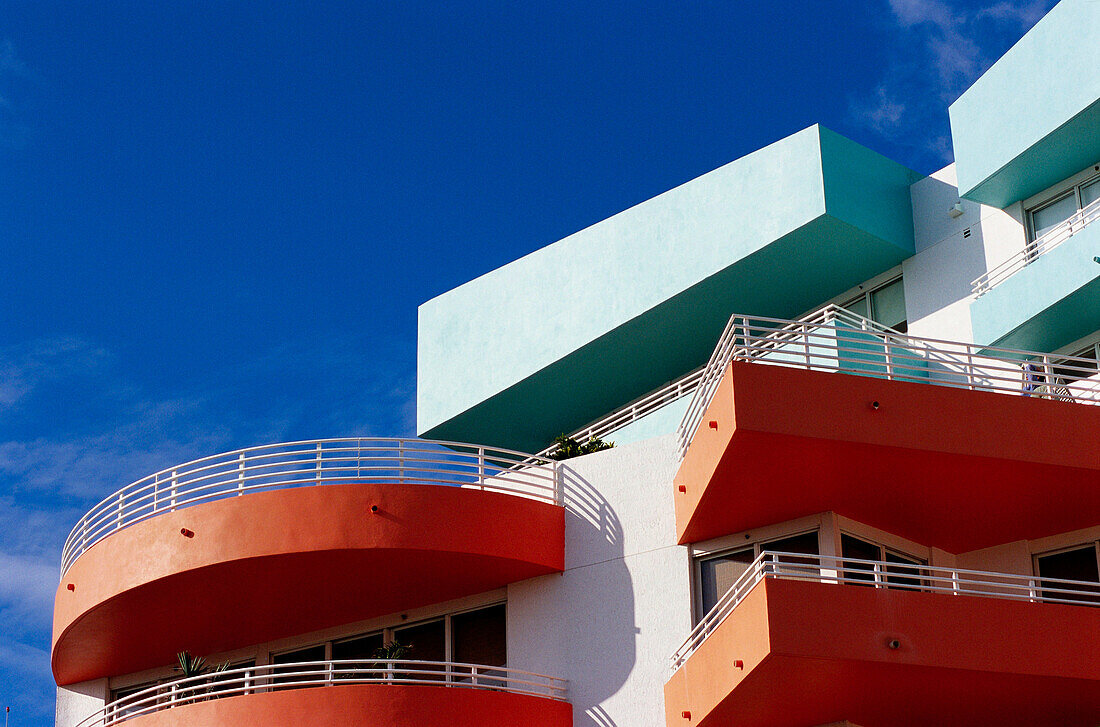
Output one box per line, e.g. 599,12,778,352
272,645,326,686
884,550,926,590
452,605,506,667
841,534,881,585
393,620,446,680
111,682,162,717
763,532,820,578
1037,546,1100,604
332,634,384,681
698,548,754,617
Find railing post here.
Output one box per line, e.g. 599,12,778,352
554,461,564,506
116,492,125,531
477,447,486,491
386,660,395,683
326,661,334,686
315,443,323,485
471,666,479,688
801,323,810,369
398,441,405,485
446,661,453,685
951,568,960,596
244,668,252,695
170,469,178,510
238,452,246,494
1028,577,1039,603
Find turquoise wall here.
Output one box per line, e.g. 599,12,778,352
970,220,1100,351
418,125,920,452
949,0,1100,208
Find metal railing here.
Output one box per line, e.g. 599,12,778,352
539,368,703,457
670,550,1100,672
675,306,1100,459
61,438,562,576
76,660,569,727
972,196,1100,296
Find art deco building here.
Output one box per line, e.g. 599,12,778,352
54,1,1100,725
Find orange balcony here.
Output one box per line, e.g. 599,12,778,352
665,552,1100,727
52,439,564,685
675,358,1100,549
73,660,570,727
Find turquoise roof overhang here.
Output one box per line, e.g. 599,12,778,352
949,0,1100,209
970,220,1100,351
417,125,920,452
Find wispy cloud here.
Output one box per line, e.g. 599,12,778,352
851,0,1056,169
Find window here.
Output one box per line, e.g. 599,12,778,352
840,534,926,590
843,277,907,333
1035,544,1100,604
694,530,820,618
1027,172,1100,242
1052,340,1100,385
110,681,163,718
272,644,326,686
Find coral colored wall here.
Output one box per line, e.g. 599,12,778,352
53,483,564,685
675,362,1100,550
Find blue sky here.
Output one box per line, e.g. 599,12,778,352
0,1,1054,722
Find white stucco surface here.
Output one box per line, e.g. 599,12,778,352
507,433,691,727
56,680,106,727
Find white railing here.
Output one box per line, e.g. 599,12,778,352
670,550,1100,672
972,196,1100,296
675,306,1100,459
61,438,562,576
540,368,703,457
75,660,569,727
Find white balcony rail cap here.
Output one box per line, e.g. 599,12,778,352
61,437,562,576
670,550,1100,673
676,305,1100,459
972,196,1100,296
539,367,704,458
74,659,569,727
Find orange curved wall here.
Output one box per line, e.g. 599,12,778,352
118,683,572,727
53,483,564,685
675,362,1100,549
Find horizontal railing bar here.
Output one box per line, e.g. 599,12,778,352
973,197,1100,295
669,551,1099,672
76,660,569,727
61,438,563,576
677,307,1100,459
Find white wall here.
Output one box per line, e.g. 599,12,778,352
903,163,1027,344
56,680,107,727
507,433,691,727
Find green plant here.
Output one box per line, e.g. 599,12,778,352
373,640,411,660
175,651,231,700
372,640,411,682
548,434,614,461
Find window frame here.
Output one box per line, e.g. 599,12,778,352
691,528,821,623
1026,171,1100,243
840,275,907,333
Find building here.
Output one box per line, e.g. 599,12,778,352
53,2,1099,725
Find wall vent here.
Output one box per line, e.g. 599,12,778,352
963,227,972,238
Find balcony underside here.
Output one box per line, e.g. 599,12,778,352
116,684,572,727
675,362,1100,550
52,483,564,685
665,579,1100,727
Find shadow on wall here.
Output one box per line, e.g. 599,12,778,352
557,465,633,727
913,175,991,314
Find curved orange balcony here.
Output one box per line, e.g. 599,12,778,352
73,660,570,727
665,551,1100,727
52,439,564,685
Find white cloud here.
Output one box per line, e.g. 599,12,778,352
851,0,1057,168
